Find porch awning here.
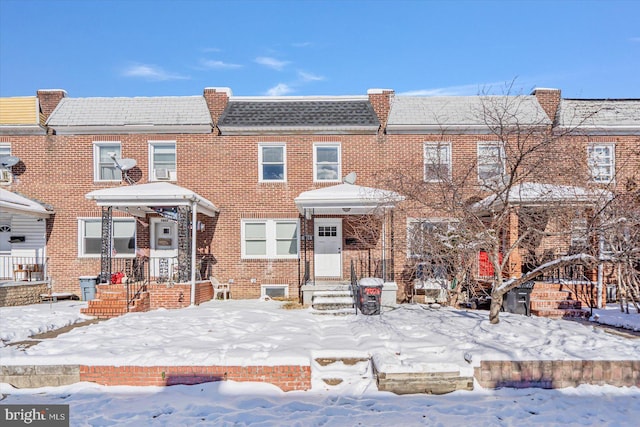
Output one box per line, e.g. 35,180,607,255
0,189,53,218
85,182,219,217
472,183,611,213
294,183,404,215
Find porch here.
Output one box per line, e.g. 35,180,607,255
293,175,404,308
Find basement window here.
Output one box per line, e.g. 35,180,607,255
261,284,289,299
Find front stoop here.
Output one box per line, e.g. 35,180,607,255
372,358,474,395
308,283,356,315
530,282,588,319
81,284,150,319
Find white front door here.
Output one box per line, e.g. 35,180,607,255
150,218,178,280
314,219,342,278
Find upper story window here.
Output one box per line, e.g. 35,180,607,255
477,142,505,185
241,219,299,259
149,142,177,181
588,143,615,183
314,143,341,182
259,143,286,182
78,217,136,258
0,143,12,185
93,142,122,182
424,142,451,182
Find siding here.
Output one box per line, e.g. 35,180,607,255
0,97,39,125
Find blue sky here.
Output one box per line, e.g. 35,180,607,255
1,0,639,98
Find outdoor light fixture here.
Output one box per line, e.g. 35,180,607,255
342,207,351,212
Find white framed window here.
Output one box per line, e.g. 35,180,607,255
149,141,177,181
78,217,136,258
588,143,615,183
313,143,341,182
424,142,451,182
261,284,289,299
241,219,299,259
258,143,286,182
477,142,505,184
407,218,457,258
0,143,12,184
93,142,122,182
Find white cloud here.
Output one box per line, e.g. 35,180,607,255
255,56,290,71
265,83,294,96
400,81,517,96
292,42,312,48
202,47,222,52
122,64,189,81
630,37,640,43
200,59,242,69
298,71,324,82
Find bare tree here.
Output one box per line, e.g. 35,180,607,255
378,84,612,323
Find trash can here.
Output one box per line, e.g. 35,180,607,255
357,279,383,315
79,275,99,301
502,281,535,316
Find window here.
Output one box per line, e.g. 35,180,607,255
588,144,615,183
258,144,286,182
0,143,10,158
241,219,299,259
78,218,136,257
93,142,122,181
477,142,505,184
0,143,11,184
261,284,289,299
424,142,451,182
149,142,177,181
407,219,457,257
314,143,341,182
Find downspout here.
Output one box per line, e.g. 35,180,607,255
381,208,386,281
190,201,198,306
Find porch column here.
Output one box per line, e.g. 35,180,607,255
99,206,112,284
190,201,197,306
505,207,522,278
177,206,191,283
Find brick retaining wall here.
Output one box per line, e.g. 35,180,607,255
0,282,48,307
475,360,640,389
79,364,311,391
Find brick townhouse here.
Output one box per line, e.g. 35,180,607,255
0,86,638,315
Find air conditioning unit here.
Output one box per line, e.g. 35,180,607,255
0,169,12,185
155,168,170,180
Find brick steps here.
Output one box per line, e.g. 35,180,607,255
530,281,586,319
81,285,150,319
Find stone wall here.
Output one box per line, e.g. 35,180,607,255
0,282,48,307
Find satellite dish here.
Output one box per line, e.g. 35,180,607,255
0,155,20,168
112,157,137,171
118,158,137,171
343,172,357,185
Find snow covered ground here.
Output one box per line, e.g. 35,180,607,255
1,300,639,426
588,303,640,331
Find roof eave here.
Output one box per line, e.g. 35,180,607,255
0,125,47,135
49,124,213,135
218,125,379,135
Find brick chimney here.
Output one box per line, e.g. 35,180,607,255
36,89,67,122
203,87,231,132
532,88,561,124
367,89,394,134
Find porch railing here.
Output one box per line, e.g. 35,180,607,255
0,256,49,282
349,256,393,282
350,260,358,315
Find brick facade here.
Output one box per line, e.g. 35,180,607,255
1,87,637,305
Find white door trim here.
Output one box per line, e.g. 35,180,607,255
314,218,342,278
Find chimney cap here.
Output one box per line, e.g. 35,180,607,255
204,87,232,96
367,88,394,95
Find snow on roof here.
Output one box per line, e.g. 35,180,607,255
0,189,53,218
387,95,551,133
294,183,404,215
472,183,611,212
85,182,218,217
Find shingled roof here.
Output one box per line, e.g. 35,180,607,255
557,99,640,134
47,96,213,134
217,97,380,134
386,95,551,134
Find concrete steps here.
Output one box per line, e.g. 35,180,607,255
311,354,372,391
310,284,355,315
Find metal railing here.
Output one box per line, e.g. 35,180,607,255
0,256,48,282
350,260,358,315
